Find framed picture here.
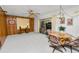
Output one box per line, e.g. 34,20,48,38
67,18,73,25
60,17,65,24
8,20,16,25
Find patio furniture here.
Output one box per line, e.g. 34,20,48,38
46,29,52,42
49,35,66,53
66,38,79,53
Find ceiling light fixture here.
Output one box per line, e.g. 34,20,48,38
57,5,65,19
57,5,72,20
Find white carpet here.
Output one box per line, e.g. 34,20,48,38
0,32,52,53
0,32,79,53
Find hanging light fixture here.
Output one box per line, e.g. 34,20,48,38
57,5,65,20
57,5,73,19
59,5,64,18
56,5,67,24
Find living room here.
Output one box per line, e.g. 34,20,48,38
0,5,79,53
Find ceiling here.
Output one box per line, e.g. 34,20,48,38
1,5,79,19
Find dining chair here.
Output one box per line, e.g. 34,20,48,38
46,29,52,42
66,38,79,53
49,35,66,53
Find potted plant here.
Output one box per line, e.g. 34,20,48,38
59,26,66,31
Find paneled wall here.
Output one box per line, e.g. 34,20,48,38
29,18,34,32
0,11,7,36
6,16,17,35
6,16,34,34
0,8,34,45
0,8,7,45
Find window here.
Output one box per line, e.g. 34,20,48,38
17,17,30,29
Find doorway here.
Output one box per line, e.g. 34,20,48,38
40,18,52,34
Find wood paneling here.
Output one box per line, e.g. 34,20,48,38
0,12,7,36
6,15,34,35
7,16,17,35
29,18,34,32
0,8,7,45
0,37,6,46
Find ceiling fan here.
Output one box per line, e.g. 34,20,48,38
25,9,40,18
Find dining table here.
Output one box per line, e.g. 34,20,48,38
49,31,72,45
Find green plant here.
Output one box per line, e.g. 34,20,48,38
59,26,66,31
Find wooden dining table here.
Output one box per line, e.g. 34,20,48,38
59,32,72,45
49,31,72,45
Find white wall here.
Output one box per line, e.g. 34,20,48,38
55,16,79,37
51,16,57,31
34,15,40,32
66,16,79,37
39,11,79,37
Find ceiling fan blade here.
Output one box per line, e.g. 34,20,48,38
20,9,40,17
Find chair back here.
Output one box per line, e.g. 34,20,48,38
69,39,79,46
49,35,60,44
47,29,51,35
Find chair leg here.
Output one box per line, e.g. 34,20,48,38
53,46,63,53
70,46,72,53
48,39,50,42
62,45,66,51
56,47,63,53
70,46,79,53
52,47,56,53
48,40,50,42
49,45,63,53
49,45,56,53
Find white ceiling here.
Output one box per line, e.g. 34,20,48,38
1,5,79,18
